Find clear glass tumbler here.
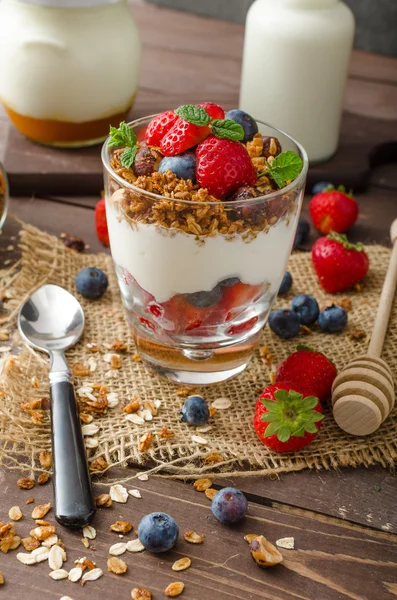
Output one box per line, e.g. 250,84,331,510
102,117,308,385
0,164,9,233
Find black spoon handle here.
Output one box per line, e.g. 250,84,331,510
50,380,96,528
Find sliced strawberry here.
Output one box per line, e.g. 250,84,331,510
95,198,109,246
136,126,147,144
145,110,179,146
219,281,263,321
159,294,208,334
160,103,224,157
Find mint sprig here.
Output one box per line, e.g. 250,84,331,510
262,151,304,188
174,104,244,142
109,121,139,169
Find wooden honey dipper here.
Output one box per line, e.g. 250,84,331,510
332,219,397,436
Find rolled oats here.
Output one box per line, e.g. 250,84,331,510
41,534,58,547
138,432,153,452
249,535,283,567
191,435,208,445
17,477,35,490
81,567,103,582
109,542,127,556
107,339,128,352
37,472,50,485
87,342,100,352
31,376,40,388
110,521,133,534
196,425,212,433
211,397,231,410
204,488,218,500
16,552,37,565
26,497,35,505
137,473,149,481
80,413,94,424
165,581,185,597
72,363,91,377
276,537,294,550
48,544,64,570
30,525,56,541
8,506,23,521
49,569,69,580
10,535,21,550
31,502,51,519
159,427,175,439
131,588,152,600
126,539,145,553
105,369,118,379
110,484,129,503
31,547,50,563
82,423,99,436
39,450,52,469
107,556,128,575
193,479,212,492
96,493,113,508
138,409,153,422
81,537,90,548
21,536,40,551
88,357,97,372
82,525,96,540
203,452,224,464
126,413,145,425
68,566,83,582
123,397,141,414
128,489,142,499
31,410,44,425
144,401,159,416
172,557,191,572
107,392,120,408
184,531,204,544
85,437,99,449
89,456,109,472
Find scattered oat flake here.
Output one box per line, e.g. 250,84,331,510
191,435,208,445
138,432,153,452
126,539,145,553
68,566,83,582
165,582,185,597
42,534,58,548
87,342,100,352
48,544,64,570
184,531,204,544
205,488,218,500
196,424,212,433
81,567,103,582
37,472,50,485
349,329,367,341
30,525,56,541
126,413,145,425
31,376,40,388
105,369,118,379
60,597,74,600
49,569,69,580
172,557,191,572
107,392,120,408
110,354,122,369
250,535,283,568
89,456,109,472
139,409,153,421
32,547,50,563
159,427,175,439
211,397,231,410
8,506,23,521
26,497,34,505
123,398,141,414
96,493,112,508
39,450,52,469
82,525,96,540
32,502,51,520
81,537,90,548
17,552,37,565
203,452,224,465
137,473,149,481
128,489,142,499
17,477,35,490
85,437,99,449
193,479,212,492
131,353,142,363
108,556,128,575
72,363,91,377
131,588,152,600
109,542,127,556
82,423,99,436
276,537,294,550
110,484,129,503
21,536,40,551
88,357,97,372
110,521,133,534
10,536,21,550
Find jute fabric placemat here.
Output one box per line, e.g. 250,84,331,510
0,222,396,480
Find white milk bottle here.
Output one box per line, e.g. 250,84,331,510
239,0,355,163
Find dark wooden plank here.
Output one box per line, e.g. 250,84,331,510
1,468,397,600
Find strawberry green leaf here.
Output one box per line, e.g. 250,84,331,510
121,146,138,169
310,412,324,423
327,231,364,252
261,412,282,423
302,396,319,411
304,421,319,434
273,389,291,403
260,398,280,412
296,344,315,352
292,426,306,437
175,104,211,126
212,119,245,141
266,151,303,188
263,421,282,437
277,426,291,443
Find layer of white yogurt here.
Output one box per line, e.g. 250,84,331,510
106,191,298,304
0,0,140,122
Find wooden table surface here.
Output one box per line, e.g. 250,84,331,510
1,1,397,598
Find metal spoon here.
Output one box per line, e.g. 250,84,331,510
18,284,95,528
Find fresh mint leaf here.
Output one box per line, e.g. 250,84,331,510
121,146,138,169
212,119,244,141
175,104,211,126
266,151,303,188
119,121,137,148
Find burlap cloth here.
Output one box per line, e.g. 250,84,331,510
0,222,396,480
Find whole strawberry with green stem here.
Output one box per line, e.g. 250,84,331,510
95,196,109,246
309,185,358,234
254,382,324,453
312,231,369,293
276,345,337,404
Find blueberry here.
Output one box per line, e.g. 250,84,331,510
225,109,258,143
211,487,248,524
318,305,348,333
293,217,310,249
75,267,108,299
312,181,332,195
268,309,301,339
278,272,293,296
184,286,223,308
180,395,209,426
159,152,196,182
219,277,240,287
137,512,179,553
291,294,319,325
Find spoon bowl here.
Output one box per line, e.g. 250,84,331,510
18,284,95,528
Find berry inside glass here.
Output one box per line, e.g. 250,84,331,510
102,106,308,384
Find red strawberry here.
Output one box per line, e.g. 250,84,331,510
136,126,147,144
159,295,207,334
145,110,179,146
253,382,324,453
95,197,109,246
309,186,358,234
275,346,337,404
160,102,224,156
219,281,263,321
312,231,369,293
196,136,257,198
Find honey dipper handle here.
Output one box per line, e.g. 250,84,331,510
368,219,397,357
